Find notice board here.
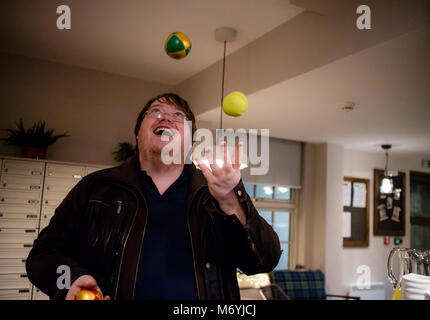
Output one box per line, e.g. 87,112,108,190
343,177,370,247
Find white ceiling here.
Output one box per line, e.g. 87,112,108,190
1,1,429,156
197,25,430,156
0,0,304,85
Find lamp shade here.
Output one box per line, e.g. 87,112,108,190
380,177,394,194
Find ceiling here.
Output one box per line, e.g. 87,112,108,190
1,0,429,157
197,25,430,156
0,0,304,85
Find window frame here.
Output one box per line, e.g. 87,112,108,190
245,183,300,270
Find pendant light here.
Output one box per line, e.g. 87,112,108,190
193,27,247,170
380,144,394,194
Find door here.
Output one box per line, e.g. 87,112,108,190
410,171,430,250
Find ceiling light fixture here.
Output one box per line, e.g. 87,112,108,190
193,27,247,171
380,144,394,194
341,101,356,112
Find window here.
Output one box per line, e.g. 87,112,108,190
275,187,291,200
244,182,255,198
244,182,299,271
256,184,274,199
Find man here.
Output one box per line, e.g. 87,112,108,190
26,93,281,300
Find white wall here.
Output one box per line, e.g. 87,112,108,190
325,143,344,296
298,143,326,271
0,53,173,165
299,145,430,299
342,149,430,299
298,142,345,295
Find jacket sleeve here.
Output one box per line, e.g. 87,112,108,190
213,180,282,275
25,175,96,300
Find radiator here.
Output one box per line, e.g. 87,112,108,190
349,282,386,300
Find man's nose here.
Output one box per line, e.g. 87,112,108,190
159,116,173,123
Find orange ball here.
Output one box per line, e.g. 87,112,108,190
75,288,104,300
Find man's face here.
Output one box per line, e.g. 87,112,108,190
137,99,192,163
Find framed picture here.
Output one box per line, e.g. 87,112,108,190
343,177,369,247
373,169,405,236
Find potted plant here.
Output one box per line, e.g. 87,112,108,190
0,119,70,159
113,141,135,162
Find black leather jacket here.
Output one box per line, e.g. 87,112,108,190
26,154,281,300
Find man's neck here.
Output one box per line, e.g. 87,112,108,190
139,152,184,179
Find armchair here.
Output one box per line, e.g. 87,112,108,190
270,269,360,300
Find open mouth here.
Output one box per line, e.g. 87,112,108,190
153,127,174,137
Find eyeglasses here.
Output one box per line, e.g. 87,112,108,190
144,107,188,122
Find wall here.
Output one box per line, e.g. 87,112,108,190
299,145,430,299
342,149,430,299
298,142,345,296
325,144,344,295
298,143,327,271
0,53,173,165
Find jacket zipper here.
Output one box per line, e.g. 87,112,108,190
187,211,200,300
113,189,139,299
131,195,148,299
115,201,122,214
187,188,204,300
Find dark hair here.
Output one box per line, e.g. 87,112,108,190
134,93,197,149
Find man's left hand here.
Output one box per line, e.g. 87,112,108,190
197,141,246,224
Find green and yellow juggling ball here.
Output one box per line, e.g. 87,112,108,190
165,32,192,60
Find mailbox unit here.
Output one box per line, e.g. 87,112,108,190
0,156,109,300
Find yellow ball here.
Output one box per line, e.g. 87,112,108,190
165,32,192,59
222,91,248,117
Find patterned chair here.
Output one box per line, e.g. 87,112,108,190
270,269,360,300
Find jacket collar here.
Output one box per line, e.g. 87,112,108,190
105,153,208,197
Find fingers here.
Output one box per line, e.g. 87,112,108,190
79,276,98,289
232,141,243,170
65,275,100,300
65,287,79,300
222,141,233,169
204,146,222,175
197,141,241,176
196,157,214,181
221,141,242,172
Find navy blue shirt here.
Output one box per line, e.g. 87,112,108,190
134,168,197,300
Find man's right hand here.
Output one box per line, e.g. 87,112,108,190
65,275,110,300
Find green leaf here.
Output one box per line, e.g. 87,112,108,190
0,119,70,148
113,141,135,162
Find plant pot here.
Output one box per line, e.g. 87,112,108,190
21,146,47,159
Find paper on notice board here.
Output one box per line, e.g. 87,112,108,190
353,182,366,208
343,211,352,238
343,181,352,207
